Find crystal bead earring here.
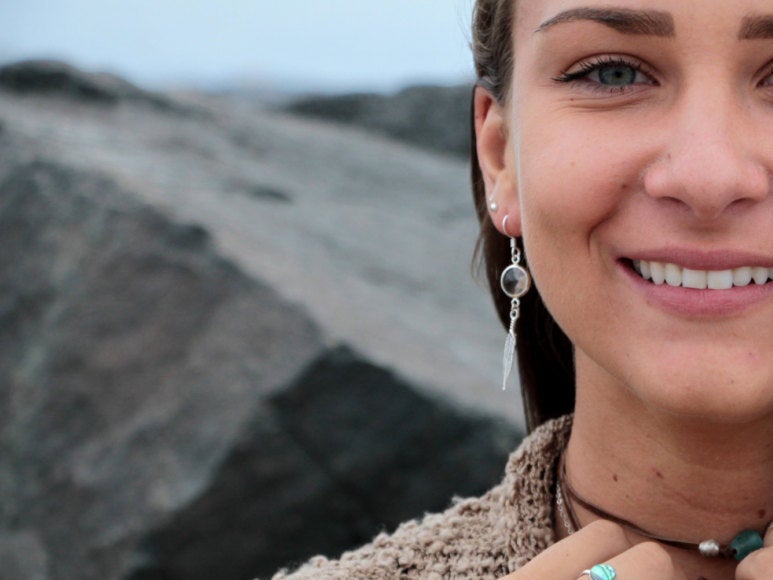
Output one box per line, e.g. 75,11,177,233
500,215,531,390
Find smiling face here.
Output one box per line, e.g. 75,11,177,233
478,0,773,422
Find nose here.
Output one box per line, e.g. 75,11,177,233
643,88,770,221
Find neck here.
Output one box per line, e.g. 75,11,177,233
566,361,773,580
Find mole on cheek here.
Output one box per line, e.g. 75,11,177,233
759,509,767,519
654,469,664,479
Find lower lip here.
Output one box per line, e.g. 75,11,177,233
619,261,773,317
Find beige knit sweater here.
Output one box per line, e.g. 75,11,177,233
273,415,573,579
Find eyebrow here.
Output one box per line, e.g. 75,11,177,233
536,7,675,37
739,15,773,39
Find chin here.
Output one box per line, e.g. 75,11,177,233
594,327,773,425
636,368,773,426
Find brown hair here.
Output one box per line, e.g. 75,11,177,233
471,0,575,432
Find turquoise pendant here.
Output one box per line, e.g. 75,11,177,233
588,563,617,580
730,529,764,561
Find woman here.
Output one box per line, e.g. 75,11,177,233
274,0,773,578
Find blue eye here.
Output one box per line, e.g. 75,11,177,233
554,57,654,90
596,63,638,86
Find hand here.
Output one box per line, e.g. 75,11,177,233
498,520,686,580
735,523,773,580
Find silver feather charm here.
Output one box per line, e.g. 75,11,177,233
502,326,516,391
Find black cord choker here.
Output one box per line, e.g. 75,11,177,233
555,454,770,561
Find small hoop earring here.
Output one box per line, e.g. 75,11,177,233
500,215,531,391
501,215,511,236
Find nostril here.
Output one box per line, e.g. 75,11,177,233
642,141,769,219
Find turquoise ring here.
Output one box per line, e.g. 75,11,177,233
581,563,617,580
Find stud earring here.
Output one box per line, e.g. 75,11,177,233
488,198,499,212
500,215,531,391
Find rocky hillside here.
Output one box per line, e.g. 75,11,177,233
0,61,523,580
283,84,471,158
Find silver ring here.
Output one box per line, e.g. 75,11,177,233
581,563,617,580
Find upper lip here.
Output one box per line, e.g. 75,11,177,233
620,248,773,271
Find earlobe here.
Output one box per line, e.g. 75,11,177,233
473,86,522,237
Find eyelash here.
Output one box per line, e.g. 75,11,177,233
552,56,655,90
760,64,773,86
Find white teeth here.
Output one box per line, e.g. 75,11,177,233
682,268,707,290
650,261,666,285
733,267,752,287
753,267,769,285
664,263,681,286
639,260,651,280
707,270,733,290
632,260,772,289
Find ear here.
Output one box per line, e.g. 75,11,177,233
474,86,522,237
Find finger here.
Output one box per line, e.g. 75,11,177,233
499,520,633,579
735,546,773,580
584,542,686,580
735,523,773,580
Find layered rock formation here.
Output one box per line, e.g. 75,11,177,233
0,61,522,580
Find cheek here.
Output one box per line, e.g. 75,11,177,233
514,108,658,227
515,126,630,274
518,118,641,226
512,116,649,332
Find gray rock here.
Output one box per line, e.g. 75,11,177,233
128,347,519,580
283,84,472,158
0,62,522,580
0,60,186,113
0,531,49,580
0,155,322,578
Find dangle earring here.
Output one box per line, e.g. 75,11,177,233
500,215,531,390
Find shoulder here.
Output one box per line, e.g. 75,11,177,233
272,415,572,580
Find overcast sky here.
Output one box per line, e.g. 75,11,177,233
1,1,475,93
